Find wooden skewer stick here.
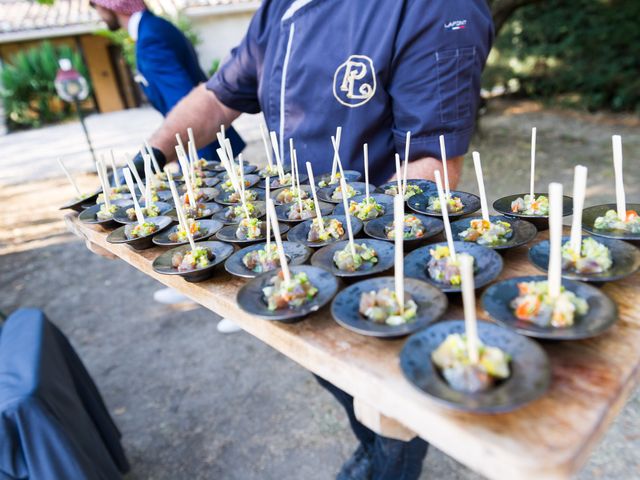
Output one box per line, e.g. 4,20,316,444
339,175,357,258
176,147,196,208
439,135,451,198
141,149,158,189
459,254,479,364
293,150,304,215
394,154,402,194
259,122,273,169
290,138,302,212
143,155,153,207
175,134,185,156
269,131,286,181
125,158,145,197
238,153,251,220
530,127,537,200
330,126,342,182
57,158,82,197
187,140,198,186
96,158,112,210
306,162,326,236
435,170,456,260
265,178,271,251
402,131,411,196
394,194,405,314
167,170,196,251
472,152,490,223
145,141,161,175
123,168,145,226
266,199,291,283
109,151,121,188
363,144,370,202
215,145,239,194
570,165,588,255
548,182,563,300
224,138,235,168
612,135,626,221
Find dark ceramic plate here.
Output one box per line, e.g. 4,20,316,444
275,200,334,223
270,185,314,206
404,241,503,293
311,239,395,278
96,192,132,205
236,265,340,323
201,160,222,171
216,173,260,190
224,241,312,279
113,201,172,225
258,173,308,189
482,275,617,340
400,320,551,413
407,191,481,219
376,179,436,198
153,190,175,203
317,182,377,204
183,187,219,203
332,193,395,221
363,214,444,248
215,222,290,245
528,235,640,283
214,164,258,176
331,277,448,338
493,193,573,231
214,188,266,206
582,203,640,242
152,241,234,283
450,215,537,251
256,164,291,179
178,177,220,190
166,202,222,221
286,215,363,249
212,201,267,225
314,170,362,188
152,219,224,247
60,188,100,212
106,216,172,250
78,199,131,229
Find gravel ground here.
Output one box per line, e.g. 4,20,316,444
1,100,639,479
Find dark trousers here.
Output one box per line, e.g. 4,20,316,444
315,376,428,480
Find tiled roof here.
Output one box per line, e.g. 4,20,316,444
0,0,257,38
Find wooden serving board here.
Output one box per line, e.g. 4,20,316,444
66,213,640,480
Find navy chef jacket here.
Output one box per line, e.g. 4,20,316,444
207,0,494,185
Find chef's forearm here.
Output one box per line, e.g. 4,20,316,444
390,156,463,189
149,84,241,164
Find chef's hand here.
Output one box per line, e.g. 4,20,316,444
389,156,463,189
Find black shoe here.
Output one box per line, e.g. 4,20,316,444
337,445,372,480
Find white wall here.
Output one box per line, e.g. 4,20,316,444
186,4,259,77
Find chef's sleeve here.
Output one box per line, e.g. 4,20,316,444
388,0,494,160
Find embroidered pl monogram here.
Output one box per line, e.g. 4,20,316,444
333,55,376,108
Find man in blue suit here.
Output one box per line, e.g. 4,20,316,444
90,0,245,161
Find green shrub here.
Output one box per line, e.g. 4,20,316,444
0,41,91,130
486,0,640,113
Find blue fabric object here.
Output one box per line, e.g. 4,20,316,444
136,10,245,160
316,375,428,480
207,0,494,184
0,308,129,480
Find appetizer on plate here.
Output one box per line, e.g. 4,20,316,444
220,178,253,192
269,173,294,189
258,165,280,178
458,219,513,246
172,246,214,272
561,237,612,274
242,244,282,274
384,214,426,239
331,183,359,201
359,288,418,326
276,187,309,204
228,189,258,203
594,209,640,234
96,203,119,221
349,197,384,221
263,271,319,311
428,195,464,213
510,280,589,328
168,218,205,242
511,194,549,216
431,333,511,393
126,203,161,220
333,243,378,272
124,221,158,239
427,246,472,286
384,183,423,200
307,217,345,243
183,202,213,219
235,218,264,240
318,171,343,188
97,191,127,204
224,202,260,222
287,198,317,221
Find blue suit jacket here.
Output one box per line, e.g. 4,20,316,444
136,11,245,160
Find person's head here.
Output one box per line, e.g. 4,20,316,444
89,0,146,31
